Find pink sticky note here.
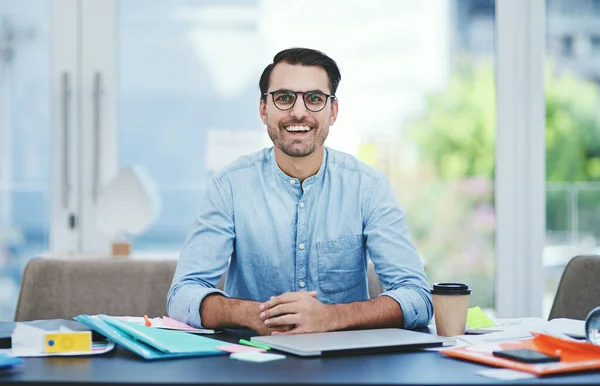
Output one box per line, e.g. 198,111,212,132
216,344,266,354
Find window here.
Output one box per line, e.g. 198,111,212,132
115,0,497,310
544,0,600,317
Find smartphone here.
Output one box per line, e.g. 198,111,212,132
492,349,560,364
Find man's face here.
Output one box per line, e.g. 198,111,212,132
260,62,338,158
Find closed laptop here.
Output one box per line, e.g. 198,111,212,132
251,328,447,357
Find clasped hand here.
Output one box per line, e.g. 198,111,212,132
258,291,335,335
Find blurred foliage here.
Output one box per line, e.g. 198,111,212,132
394,62,600,308
407,63,600,183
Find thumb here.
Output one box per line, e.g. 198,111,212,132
308,291,318,297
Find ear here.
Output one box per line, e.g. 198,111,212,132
329,98,339,126
259,99,268,125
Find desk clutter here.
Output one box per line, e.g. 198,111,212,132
0,315,285,364
437,306,600,378
2,307,600,377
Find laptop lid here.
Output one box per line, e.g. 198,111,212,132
251,328,447,357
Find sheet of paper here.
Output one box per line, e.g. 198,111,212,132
229,351,286,363
495,317,545,328
547,318,585,339
457,328,534,345
11,323,47,357
467,306,496,329
477,369,536,380
467,317,546,334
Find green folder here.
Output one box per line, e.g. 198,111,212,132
74,314,226,359
99,315,223,354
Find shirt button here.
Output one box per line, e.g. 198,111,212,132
299,202,305,208
290,179,296,185
299,243,305,250
299,281,305,288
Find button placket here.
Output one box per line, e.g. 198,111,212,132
295,192,309,291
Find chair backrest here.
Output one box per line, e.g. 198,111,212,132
367,262,384,298
548,255,600,321
15,258,177,321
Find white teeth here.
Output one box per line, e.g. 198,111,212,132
285,125,311,132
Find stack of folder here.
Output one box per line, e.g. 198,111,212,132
74,314,227,360
441,332,600,376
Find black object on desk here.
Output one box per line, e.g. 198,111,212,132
493,348,561,364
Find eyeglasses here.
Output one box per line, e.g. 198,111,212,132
263,89,336,112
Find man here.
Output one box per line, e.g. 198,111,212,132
167,48,433,336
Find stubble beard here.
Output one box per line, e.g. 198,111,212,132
267,120,329,158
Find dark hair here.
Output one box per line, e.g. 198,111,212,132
259,48,341,100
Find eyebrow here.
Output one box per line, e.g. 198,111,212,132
273,89,329,94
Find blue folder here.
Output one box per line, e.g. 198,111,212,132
0,354,23,371
74,314,227,360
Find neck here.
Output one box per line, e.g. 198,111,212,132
274,146,324,183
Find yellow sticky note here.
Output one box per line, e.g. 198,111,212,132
45,332,92,353
466,306,496,329
357,143,378,167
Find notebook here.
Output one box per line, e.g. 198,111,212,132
251,328,446,357
74,314,226,360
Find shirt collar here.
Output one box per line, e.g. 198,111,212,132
270,147,328,188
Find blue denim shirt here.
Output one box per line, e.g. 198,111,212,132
167,147,433,329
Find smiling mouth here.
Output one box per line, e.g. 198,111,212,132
284,125,313,134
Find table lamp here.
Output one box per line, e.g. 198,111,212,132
95,165,160,256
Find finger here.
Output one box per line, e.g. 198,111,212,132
264,313,298,327
260,303,295,320
271,327,302,335
261,292,305,310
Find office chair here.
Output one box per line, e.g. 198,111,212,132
14,258,177,321
548,255,600,321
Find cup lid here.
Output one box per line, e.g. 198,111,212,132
431,282,471,295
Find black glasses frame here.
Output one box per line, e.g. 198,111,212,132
263,90,336,112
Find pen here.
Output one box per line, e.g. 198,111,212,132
239,339,271,351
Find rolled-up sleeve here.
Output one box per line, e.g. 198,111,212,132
167,175,234,328
363,175,433,329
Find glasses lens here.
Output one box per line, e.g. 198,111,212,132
304,92,327,112
273,91,296,110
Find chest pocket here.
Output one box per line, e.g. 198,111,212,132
316,234,365,293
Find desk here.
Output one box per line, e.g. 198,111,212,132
2,330,600,386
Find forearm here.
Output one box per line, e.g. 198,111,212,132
200,294,261,330
328,296,404,331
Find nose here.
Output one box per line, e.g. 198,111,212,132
289,94,309,119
